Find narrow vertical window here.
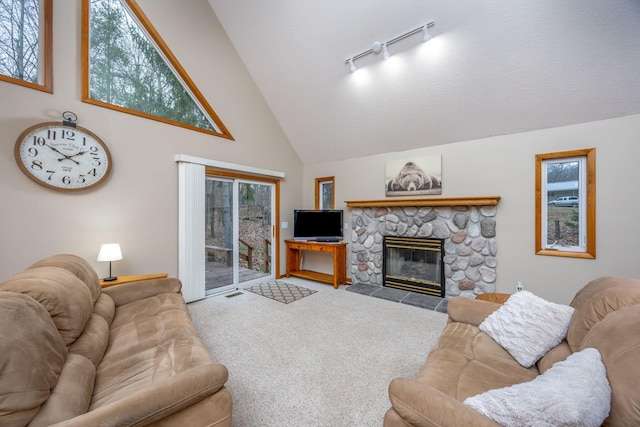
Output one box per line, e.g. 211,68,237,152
82,0,232,139
315,176,335,210
536,149,595,259
0,0,52,92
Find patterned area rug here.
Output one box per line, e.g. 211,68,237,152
246,280,317,304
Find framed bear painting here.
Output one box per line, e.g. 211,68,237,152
385,156,442,196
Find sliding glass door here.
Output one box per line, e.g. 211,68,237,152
205,176,274,295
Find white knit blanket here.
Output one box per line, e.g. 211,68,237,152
464,348,611,427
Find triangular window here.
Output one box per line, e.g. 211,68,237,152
82,0,232,139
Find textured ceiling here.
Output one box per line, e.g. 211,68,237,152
207,0,640,165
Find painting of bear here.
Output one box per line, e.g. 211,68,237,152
386,158,442,196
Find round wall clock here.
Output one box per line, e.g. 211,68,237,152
14,114,112,192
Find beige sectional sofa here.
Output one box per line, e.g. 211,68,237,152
0,254,232,427
384,276,640,426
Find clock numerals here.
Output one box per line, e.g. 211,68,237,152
31,136,46,146
30,160,43,171
42,170,88,186
46,129,76,141
62,129,75,141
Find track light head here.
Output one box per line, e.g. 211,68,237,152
382,43,390,59
348,57,357,72
422,24,432,42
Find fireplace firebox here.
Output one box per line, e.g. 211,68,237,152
382,236,445,297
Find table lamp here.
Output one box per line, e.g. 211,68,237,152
97,243,123,281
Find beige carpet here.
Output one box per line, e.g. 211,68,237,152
188,277,448,426
246,280,317,304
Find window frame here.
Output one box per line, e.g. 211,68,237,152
81,0,233,139
0,0,53,93
315,176,335,210
535,148,596,259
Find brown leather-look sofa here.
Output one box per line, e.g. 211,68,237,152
384,276,640,426
0,254,232,427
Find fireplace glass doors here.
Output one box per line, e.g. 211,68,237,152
382,236,444,297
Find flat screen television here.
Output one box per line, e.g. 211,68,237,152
293,210,343,242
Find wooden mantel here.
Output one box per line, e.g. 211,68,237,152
345,196,501,208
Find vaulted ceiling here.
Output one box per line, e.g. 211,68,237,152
207,1,640,165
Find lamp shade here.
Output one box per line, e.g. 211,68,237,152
97,243,123,262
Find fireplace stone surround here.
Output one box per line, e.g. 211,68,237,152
346,197,500,300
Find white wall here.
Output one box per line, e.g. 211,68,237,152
303,114,640,304
0,0,302,280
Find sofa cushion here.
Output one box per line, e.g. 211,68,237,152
464,348,610,427
479,290,574,367
92,336,220,409
581,304,640,426
0,292,67,427
567,276,640,352
93,293,116,325
92,292,217,408
27,354,96,427
417,322,538,400
69,313,110,367
0,267,93,345
28,253,102,304
105,293,196,363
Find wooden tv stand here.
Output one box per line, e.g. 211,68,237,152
285,240,347,289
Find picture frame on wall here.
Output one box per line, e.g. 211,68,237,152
385,155,442,196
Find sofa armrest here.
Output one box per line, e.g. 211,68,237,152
51,363,228,427
102,278,182,306
388,378,500,427
446,296,501,326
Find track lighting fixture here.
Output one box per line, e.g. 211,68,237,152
345,20,435,71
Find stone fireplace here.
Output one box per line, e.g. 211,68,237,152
346,197,500,299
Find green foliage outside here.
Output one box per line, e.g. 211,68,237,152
89,0,215,131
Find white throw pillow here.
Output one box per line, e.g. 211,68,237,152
464,348,611,427
479,290,574,367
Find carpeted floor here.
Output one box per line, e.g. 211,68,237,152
246,280,317,304
188,277,448,426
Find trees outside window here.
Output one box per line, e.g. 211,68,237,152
0,0,52,92
83,0,232,139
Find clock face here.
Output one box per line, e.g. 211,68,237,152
14,122,112,191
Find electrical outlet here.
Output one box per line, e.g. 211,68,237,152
516,281,524,292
